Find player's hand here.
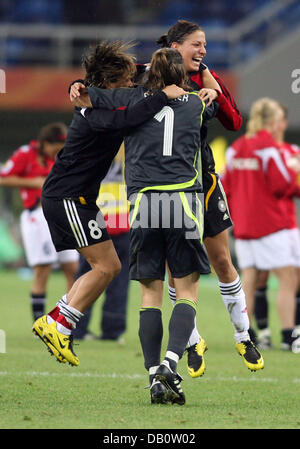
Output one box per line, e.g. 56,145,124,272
286,156,300,173
70,82,92,108
162,84,188,99
198,88,218,106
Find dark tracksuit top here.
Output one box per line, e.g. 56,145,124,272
42,90,169,203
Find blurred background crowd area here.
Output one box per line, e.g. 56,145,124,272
0,0,300,267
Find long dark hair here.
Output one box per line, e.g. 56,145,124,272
83,41,136,88
145,48,191,93
157,20,203,48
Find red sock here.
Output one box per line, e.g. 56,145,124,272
56,313,73,331
48,306,60,321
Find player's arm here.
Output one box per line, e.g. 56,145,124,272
198,66,222,106
73,85,188,132
79,94,167,132
264,150,300,198
202,100,219,121
209,70,243,131
0,175,45,189
0,151,45,189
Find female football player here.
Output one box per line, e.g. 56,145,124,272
32,41,186,368
0,123,79,321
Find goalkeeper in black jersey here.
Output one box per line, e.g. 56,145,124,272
32,41,186,369
71,47,218,405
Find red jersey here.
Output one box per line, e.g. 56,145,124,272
279,142,300,229
189,69,242,131
0,140,54,209
222,130,300,239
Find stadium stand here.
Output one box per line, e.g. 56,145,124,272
0,0,299,68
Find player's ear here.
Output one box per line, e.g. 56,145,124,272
171,42,179,50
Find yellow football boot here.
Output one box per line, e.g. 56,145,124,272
32,315,66,363
186,338,208,378
43,321,80,366
236,340,264,371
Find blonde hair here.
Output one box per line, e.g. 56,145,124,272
246,97,280,137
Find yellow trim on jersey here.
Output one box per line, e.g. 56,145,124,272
179,191,203,243
129,191,144,227
205,173,217,211
130,190,204,245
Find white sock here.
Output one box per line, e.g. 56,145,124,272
149,365,160,383
168,285,201,348
59,302,84,329
187,317,201,347
56,294,68,307
47,295,68,324
219,276,250,343
168,286,177,307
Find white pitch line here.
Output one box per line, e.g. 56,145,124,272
0,371,300,384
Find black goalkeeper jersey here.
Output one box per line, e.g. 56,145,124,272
42,90,168,203
87,85,218,197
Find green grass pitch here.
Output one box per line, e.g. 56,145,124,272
0,269,299,429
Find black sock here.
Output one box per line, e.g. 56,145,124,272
138,308,163,372
248,327,257,343
167,300,196,362
282,328,294,345
254,287,268,330
31,293,46,321
295,293,300,326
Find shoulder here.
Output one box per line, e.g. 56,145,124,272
12,143,33,160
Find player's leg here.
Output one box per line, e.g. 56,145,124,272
273,265,299,351
34,197,121,365
156,272,199,406
30,264,52,321
206,230,258,343
20,207,59,321
233,239,264,371
71,255,94,340
138,278,167,403
203,175,262,357
167,265,207,378
296,267,300,331
254,270,272,349
101,232,130,342
59,249,79,292
129,192,170,403
291,229,300,333
42,240,121,366
155,192,205,404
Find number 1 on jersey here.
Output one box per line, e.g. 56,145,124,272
154,106,174,156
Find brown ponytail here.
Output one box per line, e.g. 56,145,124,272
145,48,191,93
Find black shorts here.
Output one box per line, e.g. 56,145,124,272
128,191,211,281
203,171,233,239
42,196,110,252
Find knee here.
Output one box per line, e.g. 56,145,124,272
211,252,232,276
103,259,122,281
111,260,122,279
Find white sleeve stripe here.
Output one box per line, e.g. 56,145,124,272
225,146,236,171
254,147,291,182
